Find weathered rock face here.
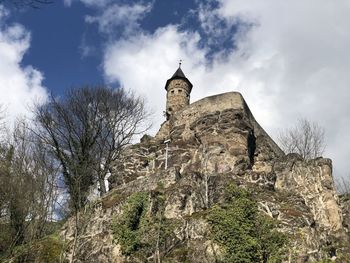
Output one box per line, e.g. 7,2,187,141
61,92,349,263
340,195,350,232
275,156,343,232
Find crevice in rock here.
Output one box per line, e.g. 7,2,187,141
328,244,336,258
248,129,256,165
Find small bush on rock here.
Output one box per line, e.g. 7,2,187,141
3,235,64,263
112,191,181,261
112,192,149,255
207,184,287,263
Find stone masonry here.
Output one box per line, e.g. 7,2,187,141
165,66,192,120
60,68,349,263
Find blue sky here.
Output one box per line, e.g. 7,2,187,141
6,0,214,94
1,0,350,181
9,2,105,92
6,0,238,94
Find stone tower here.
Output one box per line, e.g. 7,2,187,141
165,64,193,120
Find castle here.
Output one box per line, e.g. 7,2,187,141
61,66,348,262
156,64,283,157
164,63,193,120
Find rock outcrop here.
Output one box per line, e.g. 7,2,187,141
60,92,349,263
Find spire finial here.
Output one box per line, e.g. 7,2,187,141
179,59,182,68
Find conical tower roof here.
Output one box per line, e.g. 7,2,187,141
165,65,193,91
171,67,186,78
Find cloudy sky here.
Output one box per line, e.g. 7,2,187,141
0,0,349,180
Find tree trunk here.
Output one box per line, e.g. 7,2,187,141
99,176,106,195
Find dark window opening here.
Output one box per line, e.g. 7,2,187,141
247,129,256,165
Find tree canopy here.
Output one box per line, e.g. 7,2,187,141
34,86,149,211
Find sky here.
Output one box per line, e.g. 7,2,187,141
0,0,350,181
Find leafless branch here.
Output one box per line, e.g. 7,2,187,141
34,85,150,211
278,118,326,160
0,119,60,252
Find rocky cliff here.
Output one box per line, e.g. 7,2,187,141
60,92,349,263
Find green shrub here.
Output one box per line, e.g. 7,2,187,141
112,191,180,260
207,184,287,263
0,223,12,257
112,192,149,255
0,221,65,263
4,235,64,263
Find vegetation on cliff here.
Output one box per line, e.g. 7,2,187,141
112,189,181,262
0,85,148,262
111,184,287,263
208,184,287,263
1,89,348,263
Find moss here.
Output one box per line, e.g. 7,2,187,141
0,220,66,263
34,236,65,263
112,192,149,255
164,247,193,263
102,190,131,209
184,210,209,220
112,190,182,261
0,223,12,257
4,235,65,263
155,181,165,191
316,259,333,263
207,183,288,263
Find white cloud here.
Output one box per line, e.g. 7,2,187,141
63,0,73,7
64,0,111,8
85,2,152,35
100,1,350,178
0,5,47,126
102,28,280,139
210,0,350,177
104,25,206,130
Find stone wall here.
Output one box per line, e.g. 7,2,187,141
166,79,191,119
61,91,349,263
158,92,283,158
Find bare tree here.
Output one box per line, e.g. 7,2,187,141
0,120,59,254
0,105,6,143
34,86,149,211
278,118,326,160
335,175,350,195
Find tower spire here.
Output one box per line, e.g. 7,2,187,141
164,64,193,120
